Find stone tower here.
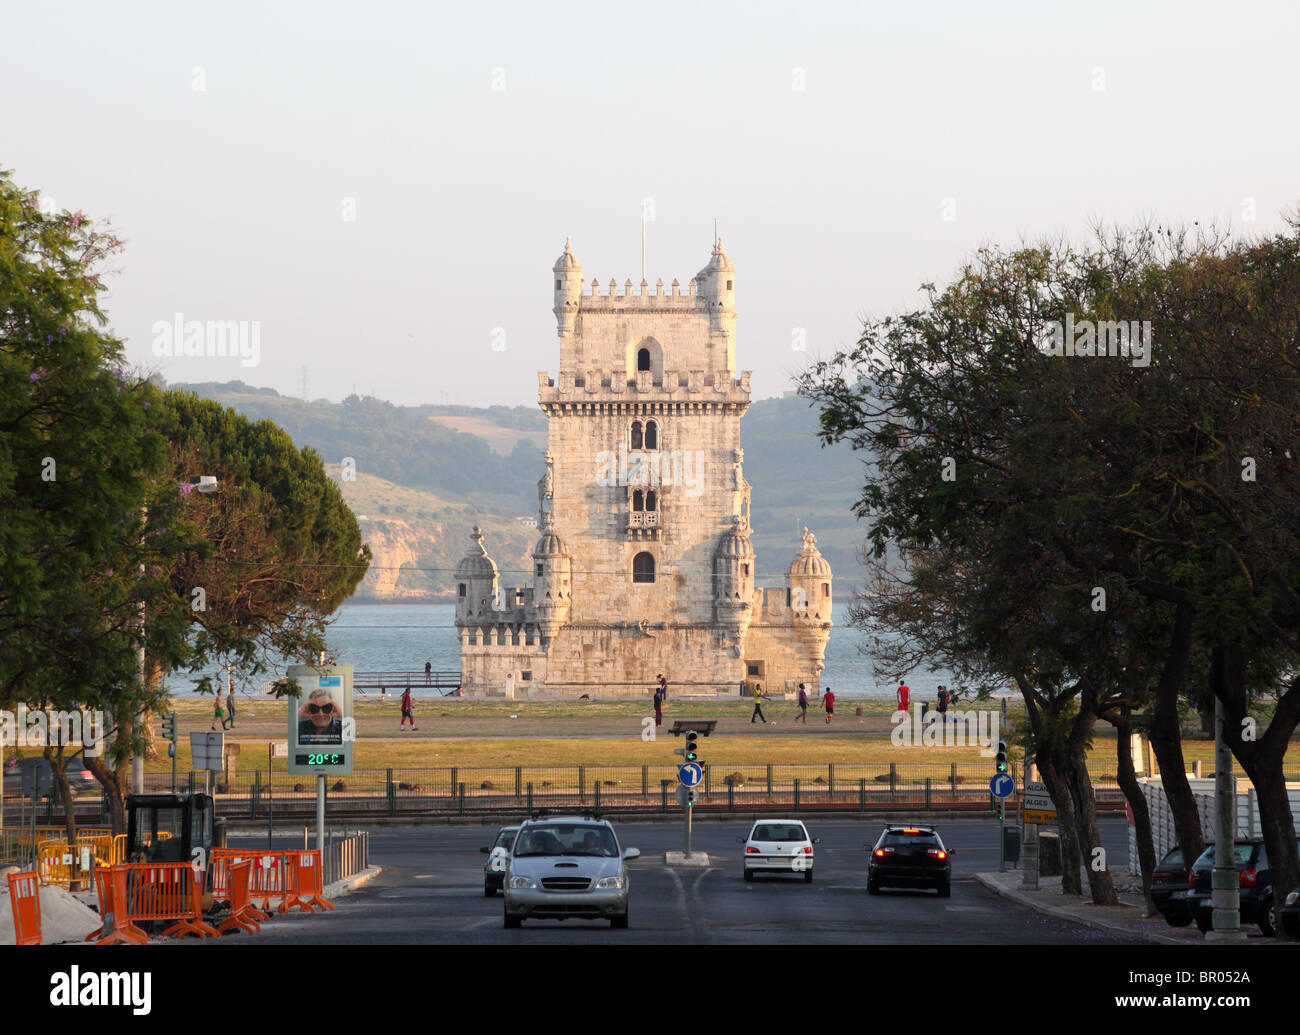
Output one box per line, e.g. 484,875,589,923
455,239,831,696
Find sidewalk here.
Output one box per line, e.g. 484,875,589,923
975,871,1207,944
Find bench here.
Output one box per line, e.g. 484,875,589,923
669,720,717,737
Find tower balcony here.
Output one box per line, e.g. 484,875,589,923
627,510,661,540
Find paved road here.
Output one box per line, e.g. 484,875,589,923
227,819,1143,944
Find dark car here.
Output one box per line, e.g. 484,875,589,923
481,825,520,897
1281,887,1300,939
866,824,954,897
1151,846,1193,927
1187,838,1300,936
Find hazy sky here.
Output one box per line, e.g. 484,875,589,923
5,1,1298,407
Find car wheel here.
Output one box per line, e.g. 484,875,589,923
504,910,521,929
1195,913,1212,933
744,869,754,882
1165,915,1193,928
804,869,813,883
611,911,629,929
484,883,496,898
938,879,951,898
867,877,879,895
1260,897,1276,938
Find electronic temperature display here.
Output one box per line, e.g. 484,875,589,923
296,753,345,766
287,664,354,775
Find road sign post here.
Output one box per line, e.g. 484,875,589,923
677,762,703,857
990,771,1014,872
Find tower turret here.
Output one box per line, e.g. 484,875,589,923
552,237,583,338
787,527,833,676
713,515,756,653
454,526,499,624
532,521,572,645
692,238,736,369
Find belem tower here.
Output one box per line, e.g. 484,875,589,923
454,238,832,697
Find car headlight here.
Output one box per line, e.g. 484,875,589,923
507,875,536,889
1287,889,1299,907
595,875,625,890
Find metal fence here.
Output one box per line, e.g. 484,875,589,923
320,831,369,885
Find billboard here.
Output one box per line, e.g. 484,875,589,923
287,665,354,775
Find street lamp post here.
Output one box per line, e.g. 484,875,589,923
129,476,218,796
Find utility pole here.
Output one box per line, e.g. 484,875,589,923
1207,694,1245,940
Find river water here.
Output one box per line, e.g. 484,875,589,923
180,601,967,701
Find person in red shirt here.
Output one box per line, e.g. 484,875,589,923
896,680,910,714
400,686,417,730
823,686,835,724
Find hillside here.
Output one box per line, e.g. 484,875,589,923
170,382,871,601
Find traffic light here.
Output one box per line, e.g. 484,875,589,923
995,741,1008,774
161,712,178,742
684,731,699,763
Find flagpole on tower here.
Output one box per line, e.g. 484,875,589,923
641,207,647,283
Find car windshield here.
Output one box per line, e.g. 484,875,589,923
752,824,807,842
1193,844,1256,868
1157,847,1184,868
512,824,619,857
494,828,519,850
883,831,941,847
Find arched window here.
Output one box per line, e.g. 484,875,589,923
637,348,651,372
632,552,655,584
632,489,644,511
644,420,658,450
645,490,656,512
630,421,643,450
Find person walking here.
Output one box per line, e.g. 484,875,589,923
751,683,767,724
795,683,809,723
823,686,835,724
896,680,910,715
224,690,236,730
936,685,949,725
653,687,663,728
211,690,225,731
400,686,417,730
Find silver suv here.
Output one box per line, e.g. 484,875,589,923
503,814,640,929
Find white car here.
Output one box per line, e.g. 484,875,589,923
739,819,820,882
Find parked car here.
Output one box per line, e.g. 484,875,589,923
481,825,520,897
503,814,639,928
866,824,953,897
1151,846,1193,927
1187,837,1300,936
738,819,819,882
1281,887,1300,939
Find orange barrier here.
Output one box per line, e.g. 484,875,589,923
217,860,262,936
111,863,218,940
36,839,95,890
213,848,289,912
89,866,147,946
281,850,334,913
7,871,42,945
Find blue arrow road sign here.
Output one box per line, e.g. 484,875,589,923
678,763,703,787
990,774,1014,798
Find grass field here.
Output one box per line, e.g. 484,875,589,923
106,694,1252,776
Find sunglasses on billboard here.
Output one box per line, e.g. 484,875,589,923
308,703,335,714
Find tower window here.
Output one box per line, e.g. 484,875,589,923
823,583,830,597
644,420,658,450
645,490,656,512
458,584,466,598
536,564,544,576
632,489,644,511
632,552,655,584
742,563,749,576
630,421,643,450
637,348,650,372
556,280,561,290
727,280,733,290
